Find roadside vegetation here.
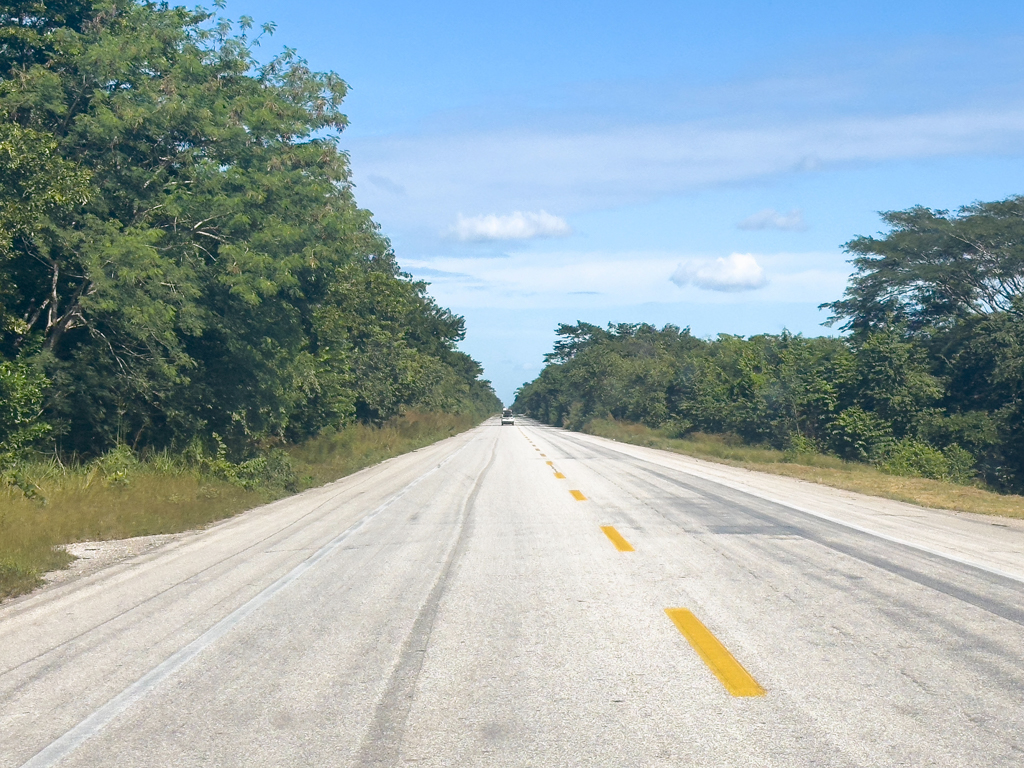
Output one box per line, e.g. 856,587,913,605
515,199,1024,514
0,0,499,470
585,419,1024,519
0,2,501,599
0,410,481,600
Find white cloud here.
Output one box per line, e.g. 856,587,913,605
670,253,768,292
452,211,572,241
738,208,807,231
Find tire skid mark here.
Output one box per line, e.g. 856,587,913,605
355,436,500,767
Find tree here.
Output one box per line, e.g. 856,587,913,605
0,0,498,458
823,198,1024,334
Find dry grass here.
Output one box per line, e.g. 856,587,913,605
583,418,1024,519
0,411,482,601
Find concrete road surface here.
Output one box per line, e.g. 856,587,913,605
3,419,1024,767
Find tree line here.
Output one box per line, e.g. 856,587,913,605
0,0,499,472
515,199,1024,492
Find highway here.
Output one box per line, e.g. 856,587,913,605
2,418,1023,767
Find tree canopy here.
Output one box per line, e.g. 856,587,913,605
823,199,1024,334
0,0,498,464
516,199,1024,492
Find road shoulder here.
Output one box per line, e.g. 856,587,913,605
565,428,1024,582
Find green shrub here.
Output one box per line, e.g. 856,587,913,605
659,417,694,439
89,445,140,488
783,434,819,463
828,407,893,462
942,444,977,485
562,402,587,431
878,439,950,480
230,451,298,492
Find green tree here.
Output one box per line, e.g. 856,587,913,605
0,0,497,460
823,198,1024,334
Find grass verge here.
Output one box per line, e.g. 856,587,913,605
583,418,1024,519
0,411,482,601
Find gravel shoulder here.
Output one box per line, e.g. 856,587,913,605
41,532,202,590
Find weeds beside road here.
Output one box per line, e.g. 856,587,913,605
584,419,1024,520
0,412,481,601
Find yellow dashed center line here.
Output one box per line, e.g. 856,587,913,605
554,472,566,479
664,608,766,697
545,461,553,466
600,526,634,552
569,490,587,501
540,453,546,457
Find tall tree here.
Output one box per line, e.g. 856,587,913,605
823,199,1024,334
0,0,498,457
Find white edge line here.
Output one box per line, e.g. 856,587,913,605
20,440,472,768
572,431,1024,586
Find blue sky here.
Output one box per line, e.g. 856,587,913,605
229,0,1024,402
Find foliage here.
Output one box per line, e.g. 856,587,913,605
516,199,1024,492
823,198,1024,334
876,439,953,481
826,407,890,462
0,0,499,469
0,358,50,490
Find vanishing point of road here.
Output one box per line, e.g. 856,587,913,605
2,419,1023,766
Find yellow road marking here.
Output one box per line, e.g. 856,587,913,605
545,461,553,466
600,526,634,552
540,453,546,457
664,609,766,697
554,472,566,479
569,490,587,501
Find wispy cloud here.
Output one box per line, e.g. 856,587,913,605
738,208,807,231
670,254,768,292
365,174,406,195
351,106,1024,230
400,249,836,310
451,211,572,241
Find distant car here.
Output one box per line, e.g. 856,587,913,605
501,408,515,425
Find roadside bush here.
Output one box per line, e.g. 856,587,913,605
878,439,950,480
88,445,140,488
229,451,299,492
0,360,51,494
562,402,587,431
660,417,694,439
828,407,892,462
942,444,977,485
783,434,819,463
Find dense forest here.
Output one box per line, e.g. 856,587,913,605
0,0,499,475
515,199,1024,493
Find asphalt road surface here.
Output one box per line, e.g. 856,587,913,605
3,418,1024,767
